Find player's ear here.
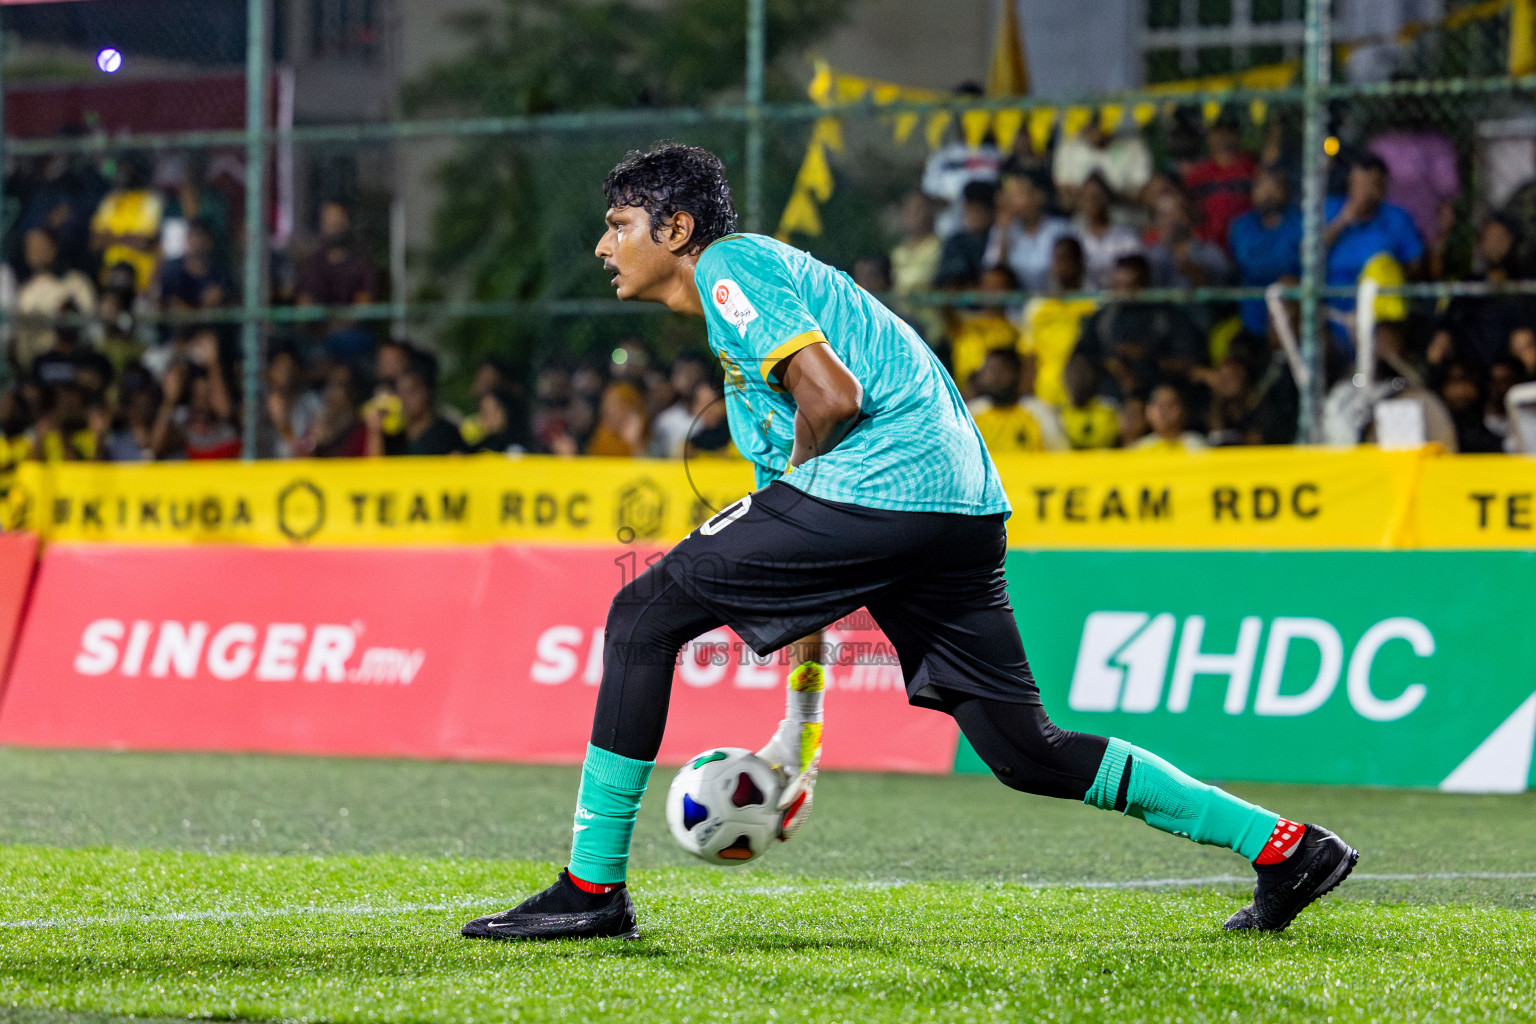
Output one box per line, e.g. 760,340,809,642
665,211,697,255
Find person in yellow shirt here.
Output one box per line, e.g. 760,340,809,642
1058,351,1120,449
1131,381,1208,452
890,191,944,342
969,348,1067,453
1019,236,1097,408
90,152,163,292
0,391,35,507
948,265,1022,388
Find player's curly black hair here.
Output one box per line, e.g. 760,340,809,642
603,143,738,255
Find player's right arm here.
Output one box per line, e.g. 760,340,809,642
774,343,863,468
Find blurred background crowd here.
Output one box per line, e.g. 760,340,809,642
4,103,1534,474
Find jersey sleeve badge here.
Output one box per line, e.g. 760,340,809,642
711,279,759,337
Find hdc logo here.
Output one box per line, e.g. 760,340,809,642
1069,612,1433,722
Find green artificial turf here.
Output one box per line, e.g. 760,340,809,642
1,748,1534,1023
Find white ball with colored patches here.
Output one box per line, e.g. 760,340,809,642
666,747,784,865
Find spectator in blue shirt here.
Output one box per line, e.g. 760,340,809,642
1229,167,1302,337
1323,154,1423,353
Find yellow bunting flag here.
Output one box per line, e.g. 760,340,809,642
961,109,993,149
1098,104,1123,132
812,116,845,153
1027,107,1056,154
777,189,823,240
1062,106,1092,138
894,112,921,144
992,107,1025,153
1131,102,1158,127
926,112,953,150
1249,98,1269,125
808,61,833,105
795,143,834,202
834,75,868,105
1203,100,1222,125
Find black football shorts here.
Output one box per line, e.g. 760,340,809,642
660,481,1040,708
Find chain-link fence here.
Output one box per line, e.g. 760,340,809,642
3,0,1536,468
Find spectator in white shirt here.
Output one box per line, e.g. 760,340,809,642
984,165,1069,294
920,88,1003,238
1053,122,1153,212
647,352,711,458
1072,173,1143,289
13,227,96,372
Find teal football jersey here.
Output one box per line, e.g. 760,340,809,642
694,233,1009,516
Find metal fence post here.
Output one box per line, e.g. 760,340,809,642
241,0,268,459
1298,0,1331,443
744,0,765,234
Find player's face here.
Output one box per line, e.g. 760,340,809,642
597,206,673,302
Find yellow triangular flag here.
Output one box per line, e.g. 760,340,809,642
835,75,869,105
1062,106,1092,138
777,189,823,239
986,0,1030,97
894,112,920,144
1249,99,1269,125
1098,104,1123,132
1027,107,1056,154
1131,102,1158,126
926,112,953,150
961,109,992,149
993,108,1025,153
1512,0,1536,75
796,144,835,202
1202,100,1222,125
812,116,845,153
809,61,833,106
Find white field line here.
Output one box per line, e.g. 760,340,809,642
2,872,1533,930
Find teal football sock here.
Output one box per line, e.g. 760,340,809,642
1083,737,1278,862
566,743,655,885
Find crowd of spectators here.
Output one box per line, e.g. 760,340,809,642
5,108,1536,476
881,107,1536,455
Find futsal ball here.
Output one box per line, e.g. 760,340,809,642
666,747,783,865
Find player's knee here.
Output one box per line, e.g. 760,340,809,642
982,757,1035,794
604,574,697,666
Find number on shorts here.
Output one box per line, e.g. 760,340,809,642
700,494,752,536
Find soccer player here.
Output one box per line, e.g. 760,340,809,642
462,145,1357,942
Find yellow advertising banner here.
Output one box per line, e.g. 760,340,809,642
8,446,1522,551
1409,454,1536,549
994,446,1422,549
2,455,757,547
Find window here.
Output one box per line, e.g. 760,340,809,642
310,0,380,61
1139,0,1305,85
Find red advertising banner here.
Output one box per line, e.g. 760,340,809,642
0,544,957,773
0,533,39,684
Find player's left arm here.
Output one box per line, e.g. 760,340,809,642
773,343,864,468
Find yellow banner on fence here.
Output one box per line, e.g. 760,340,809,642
2,455,756,547
2,447,1531,550
995,446,1422,549
1409,454,1536,548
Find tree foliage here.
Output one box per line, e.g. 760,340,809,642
402,0,856,392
